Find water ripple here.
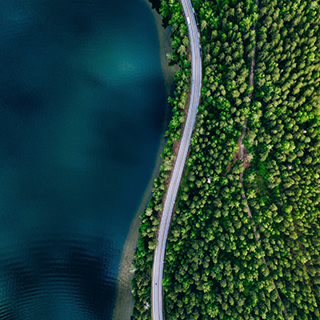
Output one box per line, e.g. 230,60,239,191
0,0,167,319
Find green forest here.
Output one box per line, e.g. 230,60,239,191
131,0,320,319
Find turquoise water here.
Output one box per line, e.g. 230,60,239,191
0,0,168,318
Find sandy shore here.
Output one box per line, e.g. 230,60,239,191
111,1,176,319
111,138,166,320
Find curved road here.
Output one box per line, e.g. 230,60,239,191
152,0,202,319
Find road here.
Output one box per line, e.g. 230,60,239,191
151,0,202,319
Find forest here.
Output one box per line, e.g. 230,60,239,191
131,0,320,319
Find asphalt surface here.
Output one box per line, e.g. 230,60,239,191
151,0,202,319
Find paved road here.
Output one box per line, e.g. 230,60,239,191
152,0,202,319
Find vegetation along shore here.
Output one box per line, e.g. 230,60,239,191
132,0,320,319
112,0,177,318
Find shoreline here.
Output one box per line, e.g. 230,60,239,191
111,138,165,320
111,1,176,319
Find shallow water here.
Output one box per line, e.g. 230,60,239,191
0,0,168,319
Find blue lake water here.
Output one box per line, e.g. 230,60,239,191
0,0,168,319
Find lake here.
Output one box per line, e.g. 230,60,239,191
0,0,171,319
